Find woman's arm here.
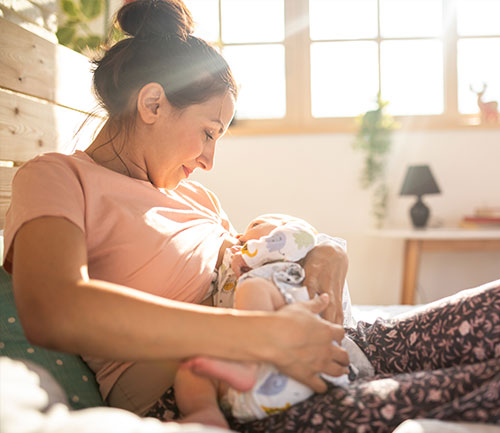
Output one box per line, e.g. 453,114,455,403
12,217,348,392
302,243,349,325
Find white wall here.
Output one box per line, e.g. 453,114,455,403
192,129,500,305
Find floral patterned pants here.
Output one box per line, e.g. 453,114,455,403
145,280,500,432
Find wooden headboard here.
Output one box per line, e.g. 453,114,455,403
0,17,100,228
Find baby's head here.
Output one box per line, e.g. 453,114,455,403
239,214,316,243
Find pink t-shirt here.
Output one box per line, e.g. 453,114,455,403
3,151,235,399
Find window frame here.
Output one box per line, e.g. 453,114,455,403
208,0,500,135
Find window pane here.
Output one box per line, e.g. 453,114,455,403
380,0,442,38
457,0,500,36
310,41,379,117
184,0,219,42
309,0,378,40
458,38,500,114
221,0,284,43
381,40,443,115
223,45,286,119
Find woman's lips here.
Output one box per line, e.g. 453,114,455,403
183,166,192,178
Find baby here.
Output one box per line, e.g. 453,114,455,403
214,214,356,325
175,214,373,428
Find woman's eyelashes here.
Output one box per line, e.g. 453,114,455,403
205,130,214,141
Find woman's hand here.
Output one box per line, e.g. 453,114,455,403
302,243,348,325
230,248,249,278
269,294,349,393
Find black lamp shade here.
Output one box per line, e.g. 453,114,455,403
400,165,440,197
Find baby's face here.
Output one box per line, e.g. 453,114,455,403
239,215,287,243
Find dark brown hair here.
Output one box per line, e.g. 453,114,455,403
92,0,238,123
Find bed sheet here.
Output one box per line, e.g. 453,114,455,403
352,304,419,323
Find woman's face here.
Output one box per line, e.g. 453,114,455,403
144,91,235,189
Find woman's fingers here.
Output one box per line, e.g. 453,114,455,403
300,374,328,394
302,244,348,325
330,343,350,367
307,275,338,324
285,296,345,343
270,300,350,392
279,345,349,393
301,294,344,338
304,292,330,314
279,364,328,393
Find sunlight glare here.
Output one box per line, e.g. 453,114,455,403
309,0,377,40
221,0,284,43
458,38,500,114
457,0,500,36
380,0,442,38
223,45,286,119
381,40,443,115
183,0,219,42
311,41,379,117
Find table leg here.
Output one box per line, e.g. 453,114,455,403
401,239,422,304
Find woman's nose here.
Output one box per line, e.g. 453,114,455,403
197,141,215,171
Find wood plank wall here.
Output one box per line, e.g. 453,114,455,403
0,17,102,228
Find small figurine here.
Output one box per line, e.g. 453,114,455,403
470,83,498,124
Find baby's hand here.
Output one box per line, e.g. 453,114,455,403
230,250,249,278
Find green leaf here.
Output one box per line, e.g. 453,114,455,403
61,0,79,17
56,25,76,45
85,35,102,49
80,0,102,19
73,37,88,52
65,18,80,26
107,25,125,44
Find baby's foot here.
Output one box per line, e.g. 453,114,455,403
183,357,258,392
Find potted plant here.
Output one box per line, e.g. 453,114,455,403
57,0,124,54
352,94,397,228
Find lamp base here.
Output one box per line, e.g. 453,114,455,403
410,196,430,228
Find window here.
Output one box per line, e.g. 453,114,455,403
184,0,500,134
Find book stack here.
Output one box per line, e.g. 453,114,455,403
460,207,500,229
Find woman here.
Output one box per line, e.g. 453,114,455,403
4,1,499,432
4,0,348,421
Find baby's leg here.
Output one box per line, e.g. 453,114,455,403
234,276,287,311
185,278,285,391
174,365,229,429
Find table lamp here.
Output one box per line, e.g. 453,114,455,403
400,165,441,229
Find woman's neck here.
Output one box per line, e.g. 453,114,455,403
85,121,149,182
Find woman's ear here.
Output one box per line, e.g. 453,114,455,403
136,82,166,125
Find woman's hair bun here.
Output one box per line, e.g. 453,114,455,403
117,0,194,40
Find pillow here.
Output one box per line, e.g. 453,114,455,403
0,266,105,409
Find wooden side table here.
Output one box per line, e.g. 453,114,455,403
369,229,500,304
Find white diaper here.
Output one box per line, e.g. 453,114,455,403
224,363,314,421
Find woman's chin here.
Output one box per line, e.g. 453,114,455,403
156,177,182,190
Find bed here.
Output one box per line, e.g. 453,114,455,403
0,17,497,433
